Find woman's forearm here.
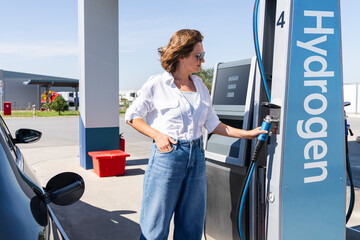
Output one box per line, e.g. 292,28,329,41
212,122,266,139
212,122,248,138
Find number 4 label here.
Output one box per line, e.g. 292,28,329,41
277,11,285,28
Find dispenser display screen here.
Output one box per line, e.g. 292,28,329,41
213,64,250,105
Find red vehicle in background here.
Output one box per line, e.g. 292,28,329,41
41,91,59,104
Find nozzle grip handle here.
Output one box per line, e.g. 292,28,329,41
257,121,271,142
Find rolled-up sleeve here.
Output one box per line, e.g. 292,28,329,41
204,105,221,133
125,80,154,122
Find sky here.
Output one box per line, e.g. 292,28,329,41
0,0,358,91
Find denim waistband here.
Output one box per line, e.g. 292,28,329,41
152,137,203,148
176,137,203,146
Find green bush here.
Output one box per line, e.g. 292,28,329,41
41,101,52,111
50,95,69,115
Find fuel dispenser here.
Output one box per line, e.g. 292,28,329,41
204,0,347,240
204,58,257,240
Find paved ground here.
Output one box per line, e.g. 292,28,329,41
4,115,360,239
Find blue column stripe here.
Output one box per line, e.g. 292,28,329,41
79,114,120,169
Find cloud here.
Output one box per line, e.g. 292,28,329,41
0,41,77,58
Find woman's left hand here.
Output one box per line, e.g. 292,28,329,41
244,127,268,139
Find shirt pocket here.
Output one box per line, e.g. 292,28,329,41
155,100,182,123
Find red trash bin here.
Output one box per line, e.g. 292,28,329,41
3,102,11,115
88,150,130,177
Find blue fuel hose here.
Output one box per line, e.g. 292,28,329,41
238,161,256,240
253,0,271,103
237,120,271,240
237,0,273,238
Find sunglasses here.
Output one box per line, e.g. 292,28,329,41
196,52,205,62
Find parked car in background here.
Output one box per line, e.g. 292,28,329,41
0,115,85,239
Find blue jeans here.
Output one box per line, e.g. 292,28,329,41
140,137,206,240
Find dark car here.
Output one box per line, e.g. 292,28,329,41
0,115,84,239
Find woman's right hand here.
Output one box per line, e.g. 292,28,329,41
126,118,177,152
153,133,177,152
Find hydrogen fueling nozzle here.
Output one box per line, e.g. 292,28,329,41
250,103,280,163
251,115,274,163
257,115,272,142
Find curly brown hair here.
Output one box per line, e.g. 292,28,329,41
158,29,204,73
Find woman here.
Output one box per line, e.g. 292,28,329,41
125,29,266,240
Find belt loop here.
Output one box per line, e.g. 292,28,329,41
174,139,179,150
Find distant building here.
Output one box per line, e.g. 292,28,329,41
0,70,78,110
119,89,138,111
119,89,138,102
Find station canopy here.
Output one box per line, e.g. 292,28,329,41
23,78,79,88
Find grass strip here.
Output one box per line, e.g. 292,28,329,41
3,111,80,117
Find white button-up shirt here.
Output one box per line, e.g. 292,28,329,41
125,72,221,140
